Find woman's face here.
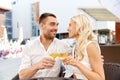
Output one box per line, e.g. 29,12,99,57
67,20,78,38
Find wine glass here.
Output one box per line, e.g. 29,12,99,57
50,49,69,59
49,52,62,74
58,48,73,78
50,53,58,59
49,48,73,77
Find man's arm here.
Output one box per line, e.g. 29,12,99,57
19,64,39,79
19,57,55,79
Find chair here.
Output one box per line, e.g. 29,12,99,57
104,63,120,80
11,74,19,80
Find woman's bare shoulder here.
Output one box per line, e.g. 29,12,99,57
87,41,100,56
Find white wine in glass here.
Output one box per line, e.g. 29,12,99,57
58,53,68,60
50,53,68,59
50,53,58,59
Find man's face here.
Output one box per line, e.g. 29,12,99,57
42,16,59,39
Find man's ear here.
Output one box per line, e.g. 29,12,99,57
40,23,44,29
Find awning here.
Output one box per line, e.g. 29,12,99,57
79,8,120,22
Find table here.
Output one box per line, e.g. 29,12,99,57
22,77,83,80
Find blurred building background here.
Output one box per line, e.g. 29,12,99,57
0,0,120,45
0,6,11,42
0,0,120,80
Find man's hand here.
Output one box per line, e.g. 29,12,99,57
35,57,55,70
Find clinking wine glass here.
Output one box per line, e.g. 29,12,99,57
49,52,61,72
58,49,73,78
50,48,73,77
50,53,58,59
50,52,68,59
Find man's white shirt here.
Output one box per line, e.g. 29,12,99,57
19,37,71,78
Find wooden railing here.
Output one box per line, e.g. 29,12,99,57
100,44,120,63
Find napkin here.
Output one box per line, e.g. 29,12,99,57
64,65,74,78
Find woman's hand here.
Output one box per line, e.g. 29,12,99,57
63,55,78,66
101,55,104,64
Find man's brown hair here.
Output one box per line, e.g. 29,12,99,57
39,13,56,24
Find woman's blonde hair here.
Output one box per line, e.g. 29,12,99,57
71,14,96,60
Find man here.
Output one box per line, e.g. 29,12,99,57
19,13,70,79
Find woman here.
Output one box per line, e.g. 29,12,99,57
63,14,105,80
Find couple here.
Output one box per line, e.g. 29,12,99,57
19,13,105,80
